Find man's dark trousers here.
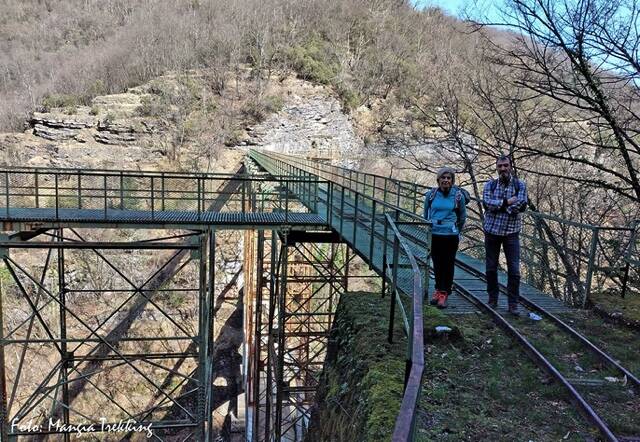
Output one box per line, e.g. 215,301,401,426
484,232,520,306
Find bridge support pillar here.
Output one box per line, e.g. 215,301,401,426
0,228,215,440
247,231,349,441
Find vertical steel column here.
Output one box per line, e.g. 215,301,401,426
57,228,70,442
274,235,288,441
263,232,278,441
251,231,265,441
197,231,208,441
206,229,216,441
0,264,8,442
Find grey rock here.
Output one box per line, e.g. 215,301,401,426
97,120,136,133
93,132,137,145
33,124,79,141
31,113,95,129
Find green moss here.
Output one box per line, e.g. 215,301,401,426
307,291,407,442
362,359,404,441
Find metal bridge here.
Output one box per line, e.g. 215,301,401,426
0,151,637,441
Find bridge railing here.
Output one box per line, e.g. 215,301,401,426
0,167,327,222
258,151,638,306
250,150,431,442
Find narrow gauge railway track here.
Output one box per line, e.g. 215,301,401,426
452,259,640,442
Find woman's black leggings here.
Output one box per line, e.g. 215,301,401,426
431,234,460,293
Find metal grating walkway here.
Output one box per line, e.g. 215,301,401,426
0,208,327,229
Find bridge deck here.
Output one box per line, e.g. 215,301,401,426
251,153,573,316
0,207,327,230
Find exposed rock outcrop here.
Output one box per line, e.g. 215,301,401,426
93,131,137,145
242,82,363,161
31,113,96,129
32,124,83,142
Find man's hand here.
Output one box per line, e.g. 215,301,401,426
507,196,518,205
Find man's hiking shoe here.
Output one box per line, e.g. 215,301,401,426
436,291,449,309
508,306,521,317
430,290,443,306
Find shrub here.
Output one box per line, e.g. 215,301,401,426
41,94,81,112
284,37,340,85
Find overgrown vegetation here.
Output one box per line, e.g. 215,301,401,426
307,291,406,442
419,315,590,441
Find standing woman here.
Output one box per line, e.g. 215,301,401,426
424,167,467,308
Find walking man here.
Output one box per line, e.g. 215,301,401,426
482,155,528,315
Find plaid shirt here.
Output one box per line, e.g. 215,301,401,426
482,177,528,235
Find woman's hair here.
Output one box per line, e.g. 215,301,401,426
436,167,455,185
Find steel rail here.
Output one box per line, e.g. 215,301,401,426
451,280,619,442
454,258,640,391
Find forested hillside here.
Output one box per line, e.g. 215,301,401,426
2,0,638,228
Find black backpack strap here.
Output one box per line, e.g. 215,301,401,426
425,188,436,219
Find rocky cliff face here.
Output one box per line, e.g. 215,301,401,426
242,81,364,161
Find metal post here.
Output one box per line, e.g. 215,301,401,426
382,247,387,299
197,178,202,221
314,177,318,213
369,200,377,267
77,172,82,209
388,233,399,344
353,193,359,246
103,175,107,218
242,179,246,213
325,182,332,223
285,180,289,224
55,173,59,219
339,187,345,233
119,172,124,210
35,170,39,208
150,176,155,219
383,178,388,204
584,227,600,307
621,262,630,299
4,172,9,217
161,172,165,211
412,183,418,213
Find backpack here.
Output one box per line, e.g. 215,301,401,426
425,185,470,228
489,178,529,212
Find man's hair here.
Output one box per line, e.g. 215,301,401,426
496,154,511,165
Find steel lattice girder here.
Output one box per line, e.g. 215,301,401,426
247,231,349,442
0,228,216,441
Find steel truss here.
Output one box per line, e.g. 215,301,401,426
0,227,216,441
246,230,351,442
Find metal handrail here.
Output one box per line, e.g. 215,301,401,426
264,151,639,305
384,213,426,442
0,168,328,221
